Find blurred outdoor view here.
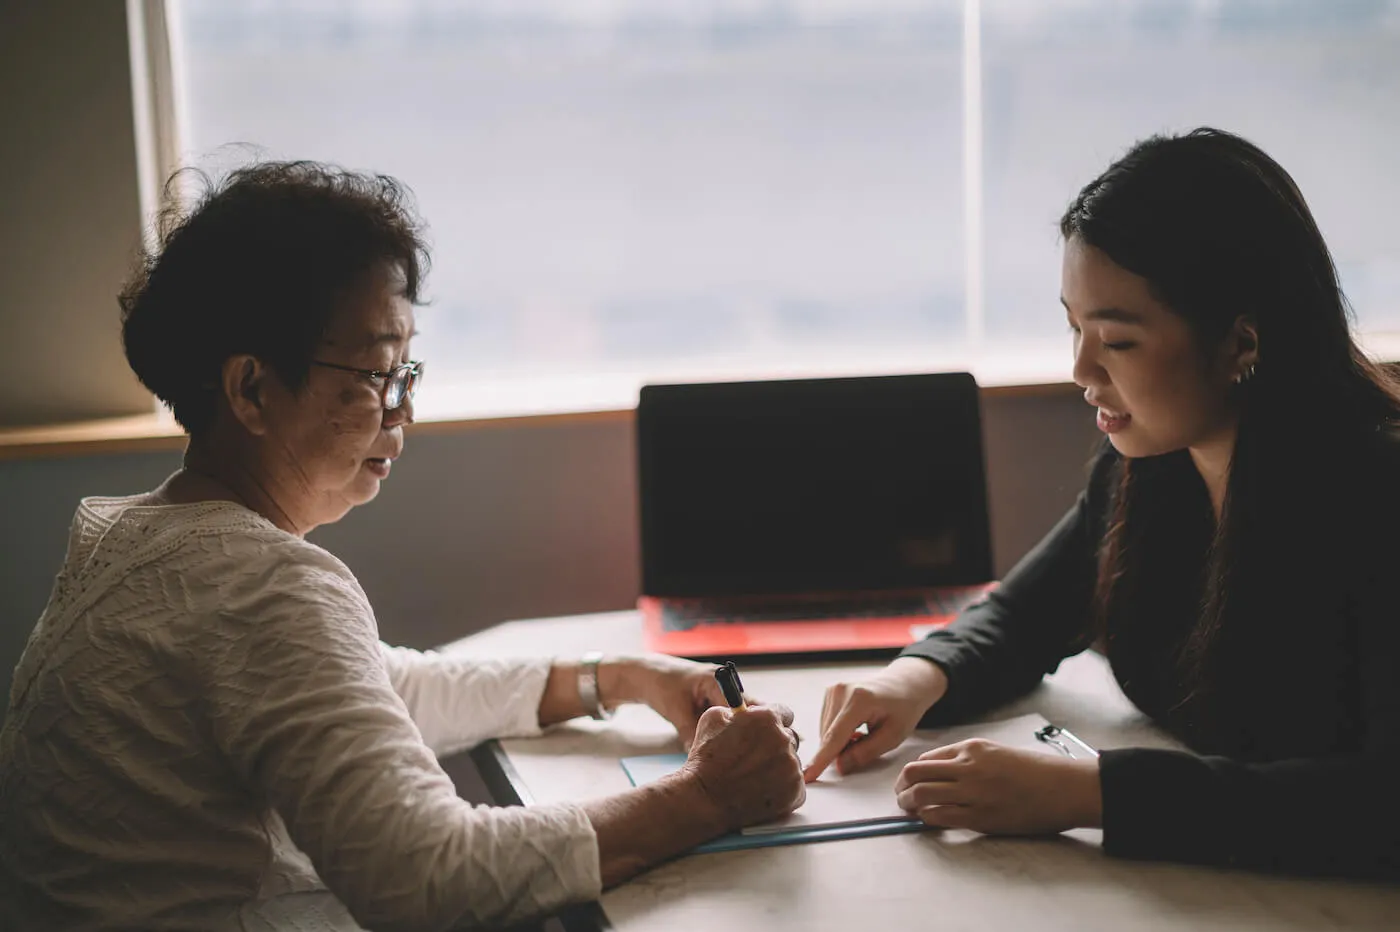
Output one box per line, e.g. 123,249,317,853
174,0,1400,416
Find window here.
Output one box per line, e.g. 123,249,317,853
979,0,1400,349
172,0,1400,419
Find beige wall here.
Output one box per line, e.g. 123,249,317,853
0,394,1101,703
0,0,153,426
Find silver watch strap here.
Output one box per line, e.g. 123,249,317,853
578,651,611,721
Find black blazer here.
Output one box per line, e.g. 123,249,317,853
903,430,1400,879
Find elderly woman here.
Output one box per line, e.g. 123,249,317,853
0,163,805,931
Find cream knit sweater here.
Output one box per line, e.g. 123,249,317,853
0,496,602,931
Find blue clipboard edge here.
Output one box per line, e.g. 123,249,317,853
695,818,929,854
464,740,938,929
622,753,930,854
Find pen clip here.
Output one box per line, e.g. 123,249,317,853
725,660,744,694
1034,724,1099,759
715,663,745,709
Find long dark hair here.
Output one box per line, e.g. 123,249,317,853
1061,128,1400,701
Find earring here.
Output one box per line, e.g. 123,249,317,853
1234,363,1257,385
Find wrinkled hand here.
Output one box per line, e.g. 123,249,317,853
803,657,950,782
894,739,1102,834
683,703,806,832
612,655,727,747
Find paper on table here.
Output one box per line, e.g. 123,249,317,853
749,712,1058,835
619,713,1058,837
619,752,690,787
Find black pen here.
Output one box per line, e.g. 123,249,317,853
715,661,747,710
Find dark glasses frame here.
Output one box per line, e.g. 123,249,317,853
310,359,424,410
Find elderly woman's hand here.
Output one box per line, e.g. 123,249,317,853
605,655,727,747
682,703,806,831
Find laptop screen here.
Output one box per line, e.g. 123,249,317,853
637,372,992,598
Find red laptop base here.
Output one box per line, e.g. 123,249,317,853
640,583,996,662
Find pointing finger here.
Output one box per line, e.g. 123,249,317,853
835,722,904,776
818,683,848,739
803,701,868,782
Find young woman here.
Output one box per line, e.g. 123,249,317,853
805,128,1400,879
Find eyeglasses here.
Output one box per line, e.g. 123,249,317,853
310,359,424,410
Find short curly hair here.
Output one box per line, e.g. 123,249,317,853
119,162,430,436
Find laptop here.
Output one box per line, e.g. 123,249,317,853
636,371,996,662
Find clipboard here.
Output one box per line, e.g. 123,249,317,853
620,712,1098,853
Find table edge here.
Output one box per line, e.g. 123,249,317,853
469,741,614,932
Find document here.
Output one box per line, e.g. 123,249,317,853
621,713,1065,848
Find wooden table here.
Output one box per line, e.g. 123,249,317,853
443,611,1400,931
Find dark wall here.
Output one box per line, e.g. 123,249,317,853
0,0,154,425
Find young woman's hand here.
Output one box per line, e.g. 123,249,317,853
803,657,950,782
894,740,1102,834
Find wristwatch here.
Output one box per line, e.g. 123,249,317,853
577,651,613,721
